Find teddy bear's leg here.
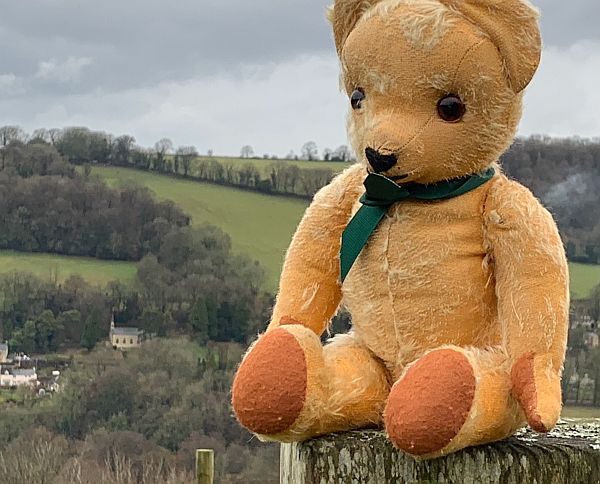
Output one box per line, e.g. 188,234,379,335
384,345,525,458
232,324,390,442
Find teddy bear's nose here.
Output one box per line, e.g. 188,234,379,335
365,147,397,173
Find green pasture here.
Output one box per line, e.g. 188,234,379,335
90,166,307,291
569,263,600,300
0,250,136,287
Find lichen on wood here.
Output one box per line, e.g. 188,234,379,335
281,420,600,483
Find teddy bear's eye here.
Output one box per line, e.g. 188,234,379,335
350,88,366,110
437,95,466,123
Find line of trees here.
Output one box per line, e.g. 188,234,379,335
1,225,269,355
192,158,336,198
2,126,600,261
0,126,343,199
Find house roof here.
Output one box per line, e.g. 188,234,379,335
112,327,142,336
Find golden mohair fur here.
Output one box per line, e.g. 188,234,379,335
359,0,459,50
232,0,568,459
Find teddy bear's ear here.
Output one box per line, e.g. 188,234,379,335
329,0,382,55
439,0,541,93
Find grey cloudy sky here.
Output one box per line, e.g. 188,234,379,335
0,0,598,156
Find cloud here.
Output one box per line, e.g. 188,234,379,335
536,0,600,47
0,73,25,96
0,0,333,94
3,54,348,157
2,41,599,156
0,74,17,88
520,41,600,139
0,1,597,154
0,0,593,97
35,56,93,83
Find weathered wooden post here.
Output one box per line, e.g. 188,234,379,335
195,449,214,484
281,421,600,483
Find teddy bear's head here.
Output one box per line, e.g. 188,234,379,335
329,0,541,184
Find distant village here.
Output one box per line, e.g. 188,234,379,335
0,315,145,397
0,343,59,394
2,309,600,407
565,313,600,406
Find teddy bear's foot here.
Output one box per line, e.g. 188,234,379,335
384,348,476,456
232,324,390,441
385,346,525,458
512,352,562,433
232,326,309,436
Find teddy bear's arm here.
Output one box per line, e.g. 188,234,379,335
484,176,569,432
268,164,365,335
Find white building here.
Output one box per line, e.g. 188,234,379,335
109,315,143,349
0,367,37,387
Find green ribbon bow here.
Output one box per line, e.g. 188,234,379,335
340,167,496,282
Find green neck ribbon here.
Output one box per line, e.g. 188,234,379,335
340,167,496,282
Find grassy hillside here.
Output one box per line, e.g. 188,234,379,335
0,250,136,286
90,166,600,298
91,166,307,291
570,263,600,300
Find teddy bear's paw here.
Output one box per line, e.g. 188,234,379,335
232,327,308,436
511,352,561,433
384,348,476,457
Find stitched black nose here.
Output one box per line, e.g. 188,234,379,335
365,147,397,173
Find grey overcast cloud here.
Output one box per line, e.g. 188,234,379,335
0,0,598,156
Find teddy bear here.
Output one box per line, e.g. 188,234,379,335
232,0,569,459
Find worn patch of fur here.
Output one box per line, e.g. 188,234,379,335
358,0,458,50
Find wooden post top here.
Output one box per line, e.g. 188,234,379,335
281,421,600,484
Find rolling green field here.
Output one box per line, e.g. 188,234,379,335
91,166,307,291
90,166,600,297
562,406,600,419
0,250,136,286
569,263,600,300
193,156,349,175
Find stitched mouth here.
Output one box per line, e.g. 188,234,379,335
366,170,409,182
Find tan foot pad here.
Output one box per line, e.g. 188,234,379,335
385,349,476,456
232,328,307,435
511,352,547,433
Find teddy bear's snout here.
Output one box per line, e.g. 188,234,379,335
365,147,397,174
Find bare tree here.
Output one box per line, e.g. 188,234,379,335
47,128,63,145
332,145,352,162
301,141,319,161
153,138,173,172
113,135,136,166
0,125,27,147
31,128,50,143
0,126,27,169
175,146,198,177
154,138,173,156
240,145,254,159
